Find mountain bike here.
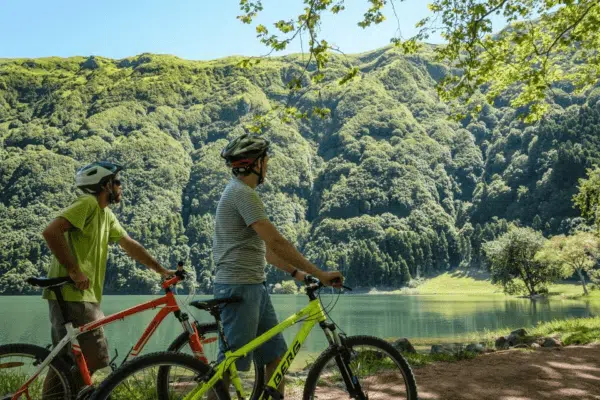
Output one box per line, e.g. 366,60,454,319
0,263,262,400
90,275,418,400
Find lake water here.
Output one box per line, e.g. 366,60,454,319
1,294,599,363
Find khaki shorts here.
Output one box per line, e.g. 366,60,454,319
48,300,110,372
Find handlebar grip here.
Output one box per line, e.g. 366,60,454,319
331,277,352,291
175,261,186,279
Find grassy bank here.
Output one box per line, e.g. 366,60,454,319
407,316,600,346
401,316,600,367
380,269,599,298
466,316,600,346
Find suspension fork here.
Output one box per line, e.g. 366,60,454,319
320,322,366,400
175,310,209,364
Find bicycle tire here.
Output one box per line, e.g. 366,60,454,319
303,335,418,400
0,343,76,400
90,351,229,400
158,321,264,400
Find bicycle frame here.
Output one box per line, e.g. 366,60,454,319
12,275,208,400
185,297,330,400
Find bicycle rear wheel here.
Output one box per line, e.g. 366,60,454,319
90,351,229,400
303,335,418,400
158,321,264,399
0,343,75,400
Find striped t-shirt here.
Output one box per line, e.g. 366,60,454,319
213,178,268,284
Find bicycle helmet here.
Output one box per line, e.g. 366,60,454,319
76,161,123,197
221,134,270,184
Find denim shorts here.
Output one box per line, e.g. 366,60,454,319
214,282,288,371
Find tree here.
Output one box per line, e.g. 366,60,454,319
483,226,560,296
238,0,600,123
574,167,600,232
272,280,299,294
536,232,600,295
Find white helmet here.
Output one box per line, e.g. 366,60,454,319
76,161,123,194
221,134,270,166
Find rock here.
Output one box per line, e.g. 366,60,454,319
513,344,530,349
507,328,528,346
542,337,563,348
531,343,541,349
393,338,416,354
507,334,526,346
465,343,486,354
495,336,509,350
431,344,464,355
510,328,528,337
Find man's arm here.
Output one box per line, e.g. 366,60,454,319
118,235,173,277
42,217,90,290
253,219,342,286
266,247,307,282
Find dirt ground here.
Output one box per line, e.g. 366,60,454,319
286,345,600,400
416,345,600,400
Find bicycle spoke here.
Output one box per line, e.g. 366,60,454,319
175,335,259,398
108,364,209,400
0,354,69,400
310,344,411,399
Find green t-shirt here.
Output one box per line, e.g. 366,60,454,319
43,195,127,303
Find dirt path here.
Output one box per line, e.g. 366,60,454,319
416,345,600,400
285,345,600,399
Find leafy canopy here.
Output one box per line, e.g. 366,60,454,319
483,226,561,296
238,0,600,122
536,231,600,294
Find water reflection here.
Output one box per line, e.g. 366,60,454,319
1,295,599,358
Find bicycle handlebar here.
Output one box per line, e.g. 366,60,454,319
304,275,352,291
161,261,187,289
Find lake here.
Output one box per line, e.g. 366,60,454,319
1,293,599,364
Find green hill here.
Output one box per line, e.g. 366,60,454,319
1,47,599,294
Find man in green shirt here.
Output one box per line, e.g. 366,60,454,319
42,161,174,377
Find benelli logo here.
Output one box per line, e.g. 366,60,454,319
273,340,301,387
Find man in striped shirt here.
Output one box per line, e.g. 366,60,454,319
213,134,343,397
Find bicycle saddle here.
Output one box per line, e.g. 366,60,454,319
190,296,243,311
26,276,73,288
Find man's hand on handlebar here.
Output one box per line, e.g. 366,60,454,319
160,268,178,278
315,270,344,288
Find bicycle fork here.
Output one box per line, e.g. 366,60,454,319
320,322,367,400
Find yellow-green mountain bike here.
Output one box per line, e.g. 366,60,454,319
89,275,418,400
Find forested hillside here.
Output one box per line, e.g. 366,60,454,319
1,46,599,294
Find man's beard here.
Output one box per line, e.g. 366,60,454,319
112,192,122,204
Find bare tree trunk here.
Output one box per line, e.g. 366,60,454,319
576,268,589,295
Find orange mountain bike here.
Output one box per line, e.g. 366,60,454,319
0,263,263,400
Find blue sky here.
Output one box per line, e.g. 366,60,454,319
0,0,506,60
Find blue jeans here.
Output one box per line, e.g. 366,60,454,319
214,282,288,371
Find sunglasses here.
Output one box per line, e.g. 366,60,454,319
113,179,122,186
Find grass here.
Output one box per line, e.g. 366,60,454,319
547,283,600,299
390,316,600,367
414,270,502,295
456,316,600,348
384,269,600,299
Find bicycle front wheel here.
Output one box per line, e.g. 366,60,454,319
303,335,418,400
0,343,75,400
90,352,229,400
